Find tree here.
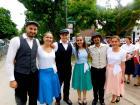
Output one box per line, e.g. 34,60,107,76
0,7,18,39
18,0,67,39
96,0,140,37
68,0,96,33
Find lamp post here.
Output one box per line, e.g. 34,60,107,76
65,0,68,28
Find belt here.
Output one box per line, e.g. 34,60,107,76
91,66,106,70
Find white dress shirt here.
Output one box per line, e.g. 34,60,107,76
88,43,108,69
5,33,40,81
121,44,135,54
53,40,71,51
135,42,140,53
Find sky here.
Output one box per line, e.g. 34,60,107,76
0,0,134,30
0,0,26,30
97,0,134,8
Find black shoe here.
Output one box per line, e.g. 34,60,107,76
134,84,140,86
126,80,130,84
92,100,97,105
55,101,60,105
115,96,120,103
63,99,72,105
78,98,83,105
111,100,116,103
83,98,87,105
100,102,105,105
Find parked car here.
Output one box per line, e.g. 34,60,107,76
0,39,5,46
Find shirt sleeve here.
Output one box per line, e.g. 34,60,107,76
121,50,127,62
88,46,91,54
53,42,58,52
135,43,139,51
36,39,40,46
70,42,76,55
5,37,20,81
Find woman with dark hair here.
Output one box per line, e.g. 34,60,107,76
72,35,92,105
121,36,136,84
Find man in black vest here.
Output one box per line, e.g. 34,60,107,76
54,29,72,105
6,21,40,105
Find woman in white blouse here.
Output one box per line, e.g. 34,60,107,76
121,36,136,84
37,32,60,105
105,35,126,103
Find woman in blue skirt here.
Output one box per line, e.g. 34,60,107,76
37,32,60,105
72,35,92,105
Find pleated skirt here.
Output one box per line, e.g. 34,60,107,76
72,63,92,91
38,68,60,104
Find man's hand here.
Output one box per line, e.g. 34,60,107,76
10,80,18,89
51,44,55,49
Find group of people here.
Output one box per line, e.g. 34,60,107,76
5,21,140,105
107,35,140,86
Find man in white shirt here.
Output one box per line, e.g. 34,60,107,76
54,29,73,105
89,32,108,105
6,21,40,105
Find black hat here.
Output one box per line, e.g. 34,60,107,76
25,21,39,27
91,32,102,40
60,29,69,35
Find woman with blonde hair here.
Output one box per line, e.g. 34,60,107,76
37,32,60,105
105,35,126,103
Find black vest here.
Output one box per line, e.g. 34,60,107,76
14,36,38,74
55,42,72,71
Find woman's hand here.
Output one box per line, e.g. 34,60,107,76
121,75,125,84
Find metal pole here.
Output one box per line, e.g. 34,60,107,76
133,32,135,44
65,0,68,28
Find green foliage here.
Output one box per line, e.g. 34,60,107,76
96,0,140,37
18,0,67,40
18,0,140,38
0,7,18,39
68,0,96,33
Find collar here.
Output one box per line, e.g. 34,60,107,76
93,43,105,48
126,43,132,46
60,40,69,44
22,33,34,40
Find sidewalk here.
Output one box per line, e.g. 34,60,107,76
0,58,140,105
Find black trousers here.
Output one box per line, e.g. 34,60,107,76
91,67,106,103
56,68,72,102
14,71,38,105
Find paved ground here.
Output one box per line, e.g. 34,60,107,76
0,57,140,105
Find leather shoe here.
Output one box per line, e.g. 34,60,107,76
63,99,72,105
100,102,105,105
55,101,60,105
92,100,97,105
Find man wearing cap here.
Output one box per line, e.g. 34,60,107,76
53,29,73,105
105,36,112,47
6,21,40,105
88,32,108,105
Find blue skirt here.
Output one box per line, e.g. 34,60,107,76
38,68,60,104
